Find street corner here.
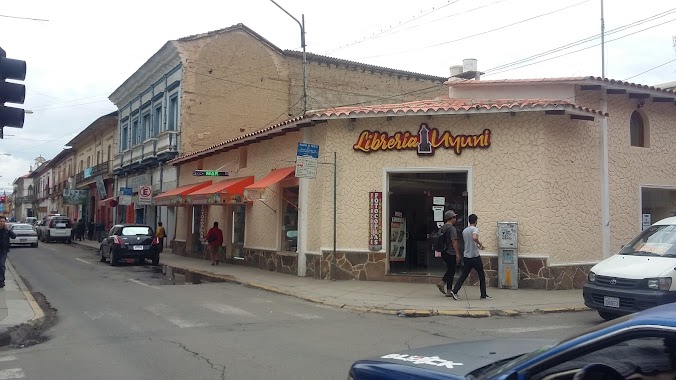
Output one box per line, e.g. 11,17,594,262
396,309,434,318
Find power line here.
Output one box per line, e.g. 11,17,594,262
321,0,461,55
356,0,590,60
623,58,676,81
483,7,676,74
0,14,48,22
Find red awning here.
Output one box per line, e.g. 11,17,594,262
155,181,212,206
244,167,295,201
185,177,254,205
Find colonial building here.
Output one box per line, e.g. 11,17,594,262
110,23,447,252
29,157,51,219
66,111,118,230
166,71,676,290
12,173,33,221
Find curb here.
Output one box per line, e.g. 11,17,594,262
70,244,592,318
0,261,47,347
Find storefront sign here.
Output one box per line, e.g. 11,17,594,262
368,192,382,251
296,143,319,179
118,187,133,206
63,189,87,205
353,123,491,156
187,193,244,205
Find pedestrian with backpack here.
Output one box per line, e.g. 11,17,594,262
435,210,461,297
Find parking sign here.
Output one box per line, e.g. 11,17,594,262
139,186,152,205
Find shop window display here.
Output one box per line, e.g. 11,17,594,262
281,186,299,252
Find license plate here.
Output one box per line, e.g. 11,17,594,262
126,258,135,263
604,296,620,308
20,239,26,242
133,245,144,251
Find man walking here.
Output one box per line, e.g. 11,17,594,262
0,216,16,288
449,214,492,300
205,222,223,266
156,222,166,253
436,210,461,296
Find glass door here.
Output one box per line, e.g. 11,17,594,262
232,204,246,258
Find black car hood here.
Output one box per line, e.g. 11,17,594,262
352,338,555,378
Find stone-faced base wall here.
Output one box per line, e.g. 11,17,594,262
318,251,387,280
242,249,298,275
171,240,210,260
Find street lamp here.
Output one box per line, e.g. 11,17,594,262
269,0,308,114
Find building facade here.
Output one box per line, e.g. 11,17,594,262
66,111,118,231
110,23,447,251
166,74,676,290
12,174,33,221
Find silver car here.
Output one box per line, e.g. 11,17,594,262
9,223,39,248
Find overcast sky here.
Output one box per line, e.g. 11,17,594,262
1,0,674,193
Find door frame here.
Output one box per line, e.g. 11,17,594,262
383,167,473,275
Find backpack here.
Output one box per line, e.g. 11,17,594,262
431,226,448,253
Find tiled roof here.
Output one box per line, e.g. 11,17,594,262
448,76,676,95
309,97,608,118
170,97,605,165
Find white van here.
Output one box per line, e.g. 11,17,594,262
584,216,676,320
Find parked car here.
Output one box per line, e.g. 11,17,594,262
583,216,676,320
99,224,160,266
348,303,676,380
23,217,37,226
9,223,38,248
37,216,72,244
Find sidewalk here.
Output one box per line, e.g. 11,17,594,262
0,260,45,345
74,240,589,318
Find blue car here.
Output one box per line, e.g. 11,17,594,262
348,303,676,380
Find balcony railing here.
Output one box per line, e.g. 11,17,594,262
75,162,110,186
113,131,179,172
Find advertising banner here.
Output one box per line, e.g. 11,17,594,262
368,192,382,251
118,187,133,206
95,176,107,199
63,189,88,205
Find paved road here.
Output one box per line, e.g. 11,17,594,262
2,243,603,380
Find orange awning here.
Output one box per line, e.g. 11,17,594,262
244,167,295,201
185,176,254,205
155,181,212,206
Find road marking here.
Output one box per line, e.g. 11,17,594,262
145,304,208,328
128,278,162,290
0,368,25,379
487,325,576,334
202,303,258,319
282,311,322,320
75,258,91,265
0,356,16,362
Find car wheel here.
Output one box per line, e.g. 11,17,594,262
109,248,118,266
31,242,38,248
598,310,620,321
66,239,71,245
99,248,106,262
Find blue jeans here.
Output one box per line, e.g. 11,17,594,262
0,250,7,284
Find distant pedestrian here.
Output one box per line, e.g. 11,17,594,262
77,219,85,241
95,221,105,243
449,214,491,300
205,222,223,266
87,222,95,241
0,216,16,288
435,210,461,297
156,222,166,253
71,219,77,240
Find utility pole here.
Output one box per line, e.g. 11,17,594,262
600,0,605,78
269,0,308,114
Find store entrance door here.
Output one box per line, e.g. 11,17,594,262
388,172,468,276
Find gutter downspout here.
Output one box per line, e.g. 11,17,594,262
600,91,610,258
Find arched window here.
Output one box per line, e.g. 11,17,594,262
630,110,646,147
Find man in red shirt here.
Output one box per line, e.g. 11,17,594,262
205,222,224,265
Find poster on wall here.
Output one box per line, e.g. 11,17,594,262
368,192,382,251
63,189,87,205
390,213,406,262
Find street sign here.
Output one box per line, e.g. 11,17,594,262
193,170,229,177
118,187,132,206
138,185,152,205
295,143,319,179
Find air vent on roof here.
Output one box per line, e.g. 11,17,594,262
449,58,484,81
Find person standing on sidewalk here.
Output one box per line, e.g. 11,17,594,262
436,210,461,296
0,216,16,288
205,222,223,266
156,222,166,253
449,214,492,300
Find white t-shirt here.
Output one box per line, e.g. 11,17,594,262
462,226,480,258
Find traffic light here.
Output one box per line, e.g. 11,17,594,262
0,196,5,204
0,47,27,139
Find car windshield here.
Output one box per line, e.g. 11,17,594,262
121,227,152,236
472,314,635,379
619,224,676,257
12,224,32,230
